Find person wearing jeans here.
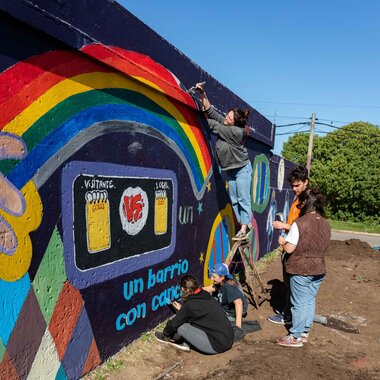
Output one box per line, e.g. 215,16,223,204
288,274,325,345
226,163,253,230
268,165,309,325
195,83,252,240
276,188,331,347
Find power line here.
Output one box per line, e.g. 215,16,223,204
251,100,380,109
269,115,371,126
262,114,310,120
315,122,380,137
275,122,310,128
276,130,309,136
275,119,380,137
276,125,380,138
315,122,341,128
316,118,351,124
264,113,354,124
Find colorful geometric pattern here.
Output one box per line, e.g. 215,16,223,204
0,274,31,345
32,228,67,324
0,228,100,380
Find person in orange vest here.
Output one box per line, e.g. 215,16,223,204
268,165,309,325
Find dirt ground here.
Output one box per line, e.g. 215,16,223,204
85,239,380,380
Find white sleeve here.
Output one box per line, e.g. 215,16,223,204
286,222,299,246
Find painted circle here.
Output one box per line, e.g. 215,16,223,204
251,154,270,213
119,186,149,235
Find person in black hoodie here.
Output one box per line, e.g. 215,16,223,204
155,275,234,354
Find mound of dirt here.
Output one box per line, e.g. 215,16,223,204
326,239,379,260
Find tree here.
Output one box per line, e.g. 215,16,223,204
281,122,380,223
281,132,322,166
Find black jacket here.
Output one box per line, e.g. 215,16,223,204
163,290,234,353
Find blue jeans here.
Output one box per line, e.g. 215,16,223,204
289,274,325,338
226,163,252,225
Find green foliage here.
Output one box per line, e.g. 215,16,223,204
329,219,380,234
104,358,124,371
281,132,321,166
282,122,380,223
140,331,153,343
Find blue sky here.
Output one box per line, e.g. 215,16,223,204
118,1,380,154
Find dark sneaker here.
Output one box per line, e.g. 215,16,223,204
232,227,251,241
154,331,191,352
267,313,292,325
277,334,303,348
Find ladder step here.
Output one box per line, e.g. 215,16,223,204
225,239,268,309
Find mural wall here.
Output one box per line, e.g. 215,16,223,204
0,1,296,379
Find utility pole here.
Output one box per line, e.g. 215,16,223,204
306,113,315,175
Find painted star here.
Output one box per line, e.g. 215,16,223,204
197,202,203,214
225,180,229,190
199,252,204,263
206,182,212,192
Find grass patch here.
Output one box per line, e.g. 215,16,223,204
104,358,124,372
140,331,153,343
86,357,125,380
256,247,282,270
329,220,380,234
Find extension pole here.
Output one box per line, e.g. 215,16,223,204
306,113,315,175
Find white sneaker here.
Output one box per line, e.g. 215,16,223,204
154,331,191,352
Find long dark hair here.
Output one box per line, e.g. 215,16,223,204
179,275,199,302
298,188,326,217
230,108,250,128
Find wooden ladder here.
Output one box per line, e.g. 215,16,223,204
225,239,268,309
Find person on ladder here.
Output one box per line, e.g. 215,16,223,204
195,83,252,240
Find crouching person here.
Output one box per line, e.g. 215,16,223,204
155,275,234,354
203,263,249,342
205,263,248,328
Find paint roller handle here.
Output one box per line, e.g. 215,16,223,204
187,82,206,95
194,82,206,93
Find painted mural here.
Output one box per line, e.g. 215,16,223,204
0,2,296,379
